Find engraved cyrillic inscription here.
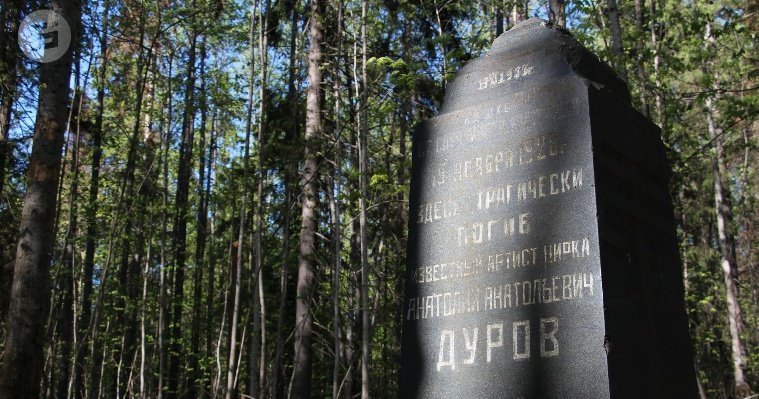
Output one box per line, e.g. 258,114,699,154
416,199,461,224
434,316,561,371
417,167,585,228
411,236,592,285
455,212,531,246
433,134,568,186
405,272,595,321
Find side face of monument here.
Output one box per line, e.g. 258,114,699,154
399,19,697,399
589,88,697,398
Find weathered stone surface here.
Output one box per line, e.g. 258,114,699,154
399,18,697,399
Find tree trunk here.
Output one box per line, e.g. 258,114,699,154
227,6,256,396
226,217,245,397
271,4,298,397
0,0,17,349
271,188,291,398
189,36,209,399
705,90,752,399
74,6,108,398
0,0,79,395
0,0,19,204
343,48,360,399
292,0,322,396
215,241,235,398
169,25,198,397
359,0,371,397
203,113,217,397
332,1,344,398
225,239,241,397
511,3,523,25
393,16,412,395
249,1,270,395
140,234,152,397
605,0,627,82
432,0,447,91
633,0,650,116
703,21,751,396
57,83,86,399
495,5,503,36
548,0,565,26
648,0,664,127
135,99,160,393
158,48,176,399
226,169,248,399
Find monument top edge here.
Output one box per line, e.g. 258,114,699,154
438,18,631,115
490,18,570,52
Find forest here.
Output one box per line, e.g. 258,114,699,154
0,0,757,397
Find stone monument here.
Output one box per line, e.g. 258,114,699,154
399,18,697,398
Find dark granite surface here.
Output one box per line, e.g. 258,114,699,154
399,18,697,399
